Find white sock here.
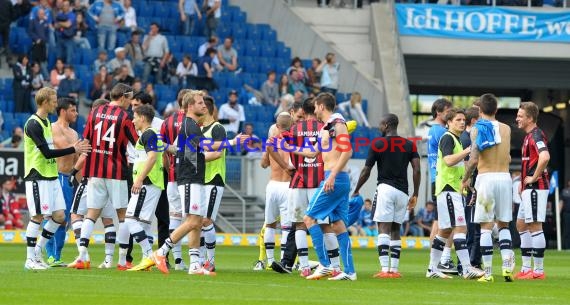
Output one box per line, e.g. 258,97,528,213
280,228,290,261
453,233,471,269
104,225,116,261
324,232,340,269
189,248,200,271
519,230,532,272
377,233,390,272
531,231,545,274
203,224,216,263
264,227,276,265
25,220,40,260
117,220,130,266
170,217,183,264
37,219,60,249
440,246,452,264
72,220,83,252
295,229,309,268
480,229,494,276
79,218,95,261
389,240,401,273
429,235,447,271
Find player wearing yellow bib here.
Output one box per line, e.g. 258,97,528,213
199,96,227,272
23,87,91,270
125,105,166,271
426,108,484,280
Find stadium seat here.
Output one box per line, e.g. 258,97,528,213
231,26,246,41
246,25,261,41
244,43,260,58
138,5,154,17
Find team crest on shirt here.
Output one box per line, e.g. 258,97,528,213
458,216,465,223
304,157,316,164
41,204,49,211
191,203,199,211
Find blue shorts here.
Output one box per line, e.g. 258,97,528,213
347,195,364,226
58,173,75,222
307,171,350,225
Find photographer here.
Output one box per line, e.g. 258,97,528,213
1,127,24,149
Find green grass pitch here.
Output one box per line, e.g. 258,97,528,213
1,244,569,305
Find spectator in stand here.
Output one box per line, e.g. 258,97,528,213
218,90,245,137
199,36,218,57
88,0,125,51
417,201,436,237
337,92,370,127
0,0,13,57
113,64,135,86
293,90,304,103
288,68,307,98
400,209,422,237
144,83,157,106
31,62,47,103
120,0,137,32
179,0,202,36
124,30,144,70
195,47,218,91
274,93,294,117
58,65,81,103
28,7,50,78
50,58,66,89
317,52,340,95
0,127,24,149
93,49,110,73
359,199,377,237
278,73,289,97
162,52,178,85
73,11,91,49
0,178,24,230
202,0,221,39
109,47,133,76
58,65,80,96
241,123,262,158
90,65,113,100
72,0,88,15
29,0,55,53
55,0,77,66
132,78,143,93
176,54,197,88
261,70,279,106
286,57,307,83
217,36,239,72
13,54,32,113
142,22,169,84
306,58,322,94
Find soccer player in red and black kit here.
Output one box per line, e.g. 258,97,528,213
161,89,190,270
75,84,138,269
515,101,550,280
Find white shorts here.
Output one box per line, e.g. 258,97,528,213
204,184,224,221
87,177,129,210
474,172,512,223
372,184,409,224
126,184,162,223
167,181,182,217
71,180,115,218
25,180,65,217
288,188,318,223
436,191,466,229
265,181,290,226
518,189,549,223
179,183,207,217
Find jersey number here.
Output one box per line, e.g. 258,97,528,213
94,121,116,149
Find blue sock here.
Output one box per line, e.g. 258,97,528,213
54,226,66,260
337,232,355,274
308,225,329,266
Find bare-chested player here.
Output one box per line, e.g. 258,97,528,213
45,97,80,266
260,113,294,268
282,92,356,281
462,93,515,283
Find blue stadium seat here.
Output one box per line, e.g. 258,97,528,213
226,74,242,89
168,5,179,19
232,9,247,24
216,25,231,40
138,5,154,17
302,59,312,69
260,43,276,58
246,25,261,41
231,26,246,41
336,92,346,103
155,5,169,18
277,46,292,60
244,43,259,57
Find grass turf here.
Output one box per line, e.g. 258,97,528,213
1,244,569,305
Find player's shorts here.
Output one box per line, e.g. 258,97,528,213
372,183,409,224
204,184,224,221
265,180,290,226
518,189,548,223
474,172,512,223
288,187,317,223
306,171,350,225
25,180,65,217
126,184,162,223
71,179,115,218
57,173,75,222
87,177,129,210
436,191,466,229
348,195,364,226
167,181,182,217
179,183,207,217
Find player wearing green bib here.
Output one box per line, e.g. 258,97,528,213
23,87,91,270
426,108,484,280
124,105,165,271
199,96,227,272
